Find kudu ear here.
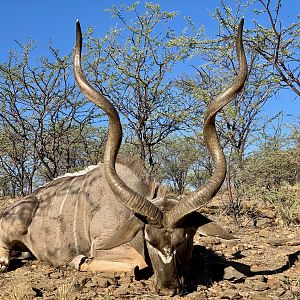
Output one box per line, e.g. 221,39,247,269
180,212,238,240
100,215,144,250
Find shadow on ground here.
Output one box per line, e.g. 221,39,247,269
183,246,300,294
7,246,300,297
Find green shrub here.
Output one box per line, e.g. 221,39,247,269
235,147,300,224
261,184,300,224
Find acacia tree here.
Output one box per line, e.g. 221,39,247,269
173,1,298,211
280,114,300,150
199,0,299,211
177,0,299,158
83,2,201,170
0,42,102,194
250,0,300,96
211,0,300,96
0,122,38,195
177,52,276,166
155,136,200,194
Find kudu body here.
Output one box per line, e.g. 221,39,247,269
0,20,247,296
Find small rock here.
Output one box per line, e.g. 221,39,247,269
267,277,282,289
96,276,117,288
231,244,246,253
253,282,269,292
220,290,242,299
223,266,246,282
273,288,286,297
287,233,295,239
118,275,133,285
258,229,270,237
84,291,97,298
96,278,111,288
85,281,97,288
257,275,267,283
113,285,129,297
48,272,62,279
245,278,270,292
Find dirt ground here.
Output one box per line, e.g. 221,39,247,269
0,197,299,300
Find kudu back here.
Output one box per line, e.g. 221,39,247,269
0,19,247,296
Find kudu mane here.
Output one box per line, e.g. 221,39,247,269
116,156,150,183
35,156,149,191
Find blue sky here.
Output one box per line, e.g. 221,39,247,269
0,0,220,57
0,0,299,120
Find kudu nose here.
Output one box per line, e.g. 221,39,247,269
156,283,182,297
157,287,179,297
154,275,183,296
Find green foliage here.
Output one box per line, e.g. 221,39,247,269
1,0,299,203
236,147,300,224
175,1,300,221
240,148,300,188
0,40,105,195
263,185,300,225
176,3,284,165
212,0,300,96
83,1,202,167
156,136,198,194
155,135,212,194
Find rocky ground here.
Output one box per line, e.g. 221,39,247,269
0,197,299,300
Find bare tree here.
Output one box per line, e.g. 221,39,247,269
82,2,201,170
210,0,300,96
0,122,38,195
251,0,300,96
156,137,199,194
0,41,101,194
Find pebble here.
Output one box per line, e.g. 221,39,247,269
69,281,83,292
84,291,97,298
258,229,270,237
48,272,62,279
220,291,242,299
85,281,97,288
97,278,113,288
245,277,270,291
118,275,133,285
223,266,246,282
273,288,286,297
113,284,130,296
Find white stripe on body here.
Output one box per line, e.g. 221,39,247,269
73,175,89,254
56,177,77,257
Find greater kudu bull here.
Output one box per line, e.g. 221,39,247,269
0,19,247,296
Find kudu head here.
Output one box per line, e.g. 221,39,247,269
74,19,247,296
